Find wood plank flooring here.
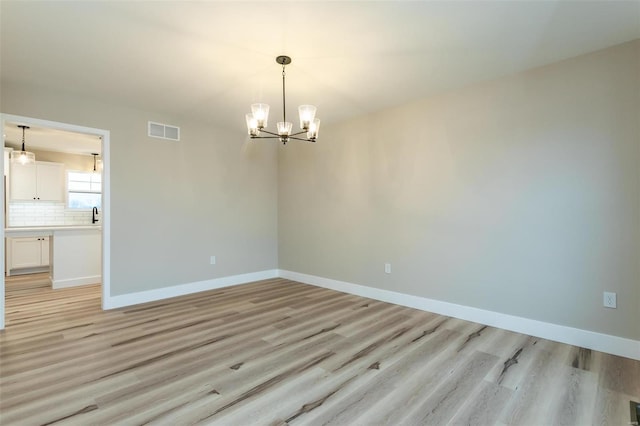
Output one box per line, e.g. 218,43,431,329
1,273,638,425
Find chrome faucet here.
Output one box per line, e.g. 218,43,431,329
92,207,99,224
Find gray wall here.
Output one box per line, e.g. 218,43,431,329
1,84,279,295
2,41,637,341
279,41,640,340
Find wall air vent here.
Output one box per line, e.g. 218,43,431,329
148,121,180,141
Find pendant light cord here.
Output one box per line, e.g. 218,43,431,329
21,126,26,152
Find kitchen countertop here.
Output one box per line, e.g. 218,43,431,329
4,225,101,236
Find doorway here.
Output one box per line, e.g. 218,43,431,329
0,114,110,329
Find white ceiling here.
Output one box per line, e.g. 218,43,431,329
3,123,102,156
1,1,639,140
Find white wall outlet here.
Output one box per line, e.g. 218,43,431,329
603,291,617,308
210,255,216,265
384,263,391,274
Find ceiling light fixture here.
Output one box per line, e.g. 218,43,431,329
245,55,320,145
10,125,36,165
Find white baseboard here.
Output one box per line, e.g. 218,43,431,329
103,269,279,310
52,275,101,289
278,269,640,361
8,266,49,276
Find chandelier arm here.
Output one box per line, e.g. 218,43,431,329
250,135,281,139
288,136,316,142
289,130,309,137
255,129,281,137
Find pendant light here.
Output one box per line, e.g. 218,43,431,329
10,125,36,165
91,152,100,173
90,153,103,184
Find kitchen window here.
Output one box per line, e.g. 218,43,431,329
67,171,102,209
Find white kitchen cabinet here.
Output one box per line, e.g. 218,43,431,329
41,237,50,267
7,236,50,272
10,161,65,201
10,163,36,200
4,148,11,176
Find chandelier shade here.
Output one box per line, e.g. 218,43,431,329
10,125,36,165
246,114,259,137
245,56,320,145
298,105,317,129
251,103,270,129
277,121,293,137
307,118,321,140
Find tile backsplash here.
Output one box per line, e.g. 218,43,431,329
8,202,99,227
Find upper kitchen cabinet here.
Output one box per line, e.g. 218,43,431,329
11,161,65,202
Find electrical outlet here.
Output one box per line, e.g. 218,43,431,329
603,291,617,308
210,255,216,265
384,263,391,274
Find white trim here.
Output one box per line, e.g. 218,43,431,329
101,122,111,313
0,113,111,330
103,269,279,310
278,270,640,361
52,275,102,289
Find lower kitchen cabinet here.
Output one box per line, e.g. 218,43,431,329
7,236,50,274
4,227,101,285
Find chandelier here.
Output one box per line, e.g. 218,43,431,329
245,56,320,145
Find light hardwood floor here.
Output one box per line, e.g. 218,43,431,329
0,273,638,425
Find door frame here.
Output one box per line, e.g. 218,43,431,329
0,114,111,329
